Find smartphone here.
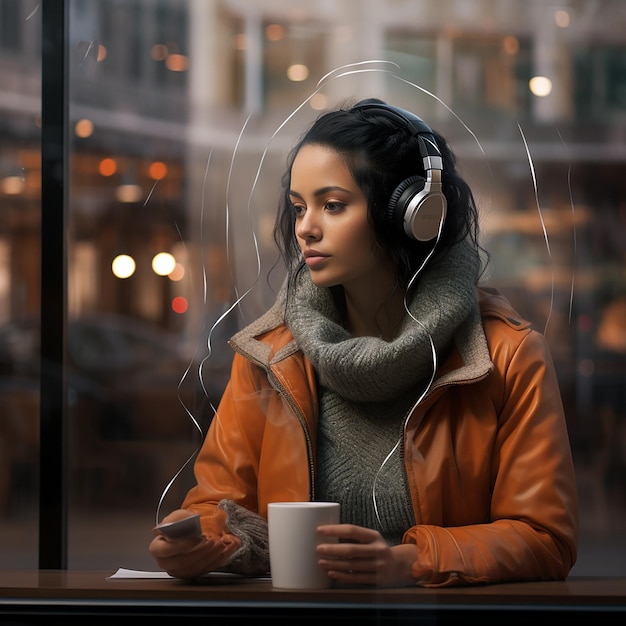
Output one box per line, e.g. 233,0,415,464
155,513,202,540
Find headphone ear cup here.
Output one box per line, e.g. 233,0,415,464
387,175,425,230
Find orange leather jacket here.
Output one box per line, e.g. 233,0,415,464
183,287,579,586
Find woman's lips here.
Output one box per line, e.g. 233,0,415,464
304,254,329,268
303,250,329,268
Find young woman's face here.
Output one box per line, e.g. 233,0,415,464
289,144,395,292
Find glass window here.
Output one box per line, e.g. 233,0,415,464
574,44,626,118
1,0,625,578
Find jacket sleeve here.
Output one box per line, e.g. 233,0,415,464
404,329,579,586
181,351,273,538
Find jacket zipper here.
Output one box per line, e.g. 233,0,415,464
230,344,316,500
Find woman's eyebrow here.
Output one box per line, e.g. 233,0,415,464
289,185,351,198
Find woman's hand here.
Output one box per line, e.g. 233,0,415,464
316,524,416,587
149,510,240,579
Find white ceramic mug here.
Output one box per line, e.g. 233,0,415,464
267,501,340,589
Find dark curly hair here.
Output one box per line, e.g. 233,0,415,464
273,98,485,289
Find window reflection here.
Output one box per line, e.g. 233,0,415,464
0,0,625,575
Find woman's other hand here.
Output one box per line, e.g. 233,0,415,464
316,524,415,587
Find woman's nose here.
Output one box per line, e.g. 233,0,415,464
295,210,321,241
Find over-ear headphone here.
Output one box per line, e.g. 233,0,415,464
354,102,447,242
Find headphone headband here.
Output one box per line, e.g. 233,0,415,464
354,102,434,137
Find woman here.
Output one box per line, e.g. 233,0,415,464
149,98,579,587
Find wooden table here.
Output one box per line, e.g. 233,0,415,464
0,570,624,624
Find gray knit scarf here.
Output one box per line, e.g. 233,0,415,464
285,240,481,402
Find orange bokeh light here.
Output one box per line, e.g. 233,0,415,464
99,157,117,176
149,161,167,180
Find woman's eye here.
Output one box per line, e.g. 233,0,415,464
291,203,305,216
325,201,345,212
